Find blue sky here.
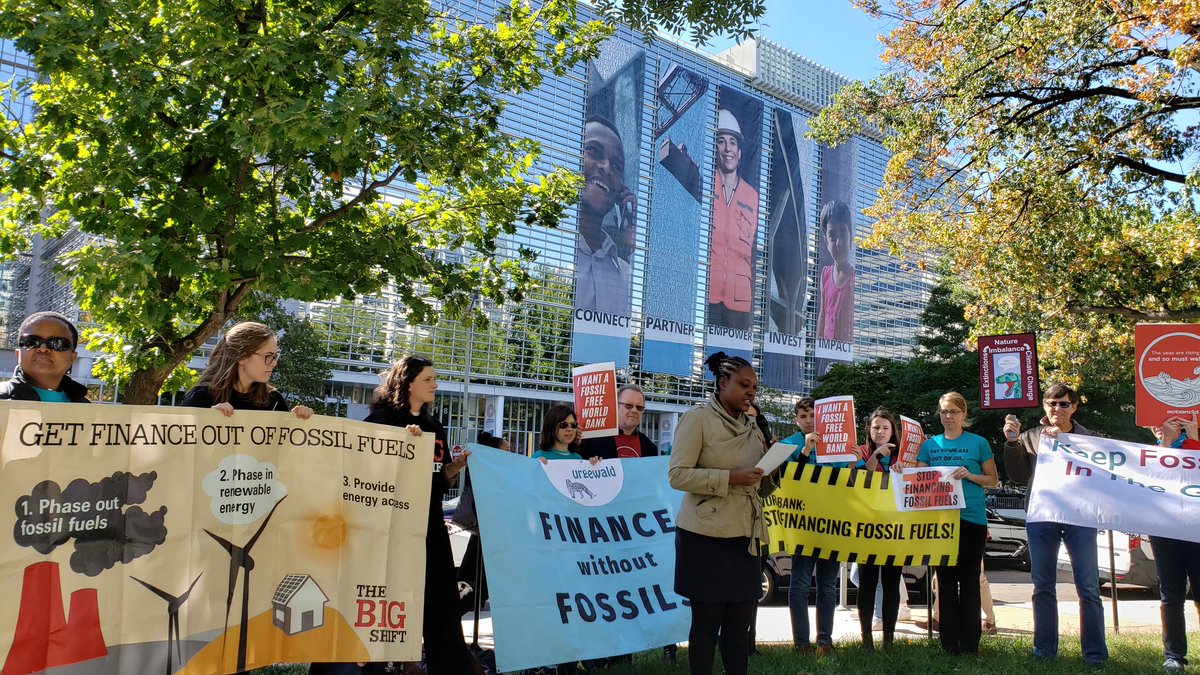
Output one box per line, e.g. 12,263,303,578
703,0,894,82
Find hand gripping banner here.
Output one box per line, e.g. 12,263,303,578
765,462,960,566
0,401,432,675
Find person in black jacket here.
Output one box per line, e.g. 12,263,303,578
0,311,90,402
354,355,473,675
580,385,659,459
179,321,312,418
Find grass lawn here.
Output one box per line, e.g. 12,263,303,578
249,631,1192,673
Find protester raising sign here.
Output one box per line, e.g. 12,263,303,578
1135,323,1200,427
467,449,688,673
897,415,926,465
0,401,432,675
813,395,858,463
572,362,619,438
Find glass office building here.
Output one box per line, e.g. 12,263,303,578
1,3,935,453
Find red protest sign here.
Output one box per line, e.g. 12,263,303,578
897,415,925,465
978,333,1039,410
1135,323,1200,427
813,396,858,463
571,362,618,438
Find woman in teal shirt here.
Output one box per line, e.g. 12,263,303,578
916,391,998,656
534,403,586,461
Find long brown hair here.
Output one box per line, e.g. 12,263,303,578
196,321,277,408
539,403,581,452
372,355,435,416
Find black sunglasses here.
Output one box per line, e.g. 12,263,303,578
18,335,74,352
558,422,579,429
1045,400,1074,409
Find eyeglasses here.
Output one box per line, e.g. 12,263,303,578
938,409,964,416
255,351,280,366
18,335,73,352
558,422,579,429
1045,400,1074,409
620,402,645,412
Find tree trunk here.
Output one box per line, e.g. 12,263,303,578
122,363,180,405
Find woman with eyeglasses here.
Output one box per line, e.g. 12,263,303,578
669,352,775,675
916,391,998,656
0,311,90,402
534,403,587,461
179,321,313,419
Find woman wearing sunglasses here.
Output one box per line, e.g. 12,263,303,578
534,404,587,461
180,321,313,419
0,311,90,402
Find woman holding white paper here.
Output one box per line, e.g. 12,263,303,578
669,352,776,675
855,407,904,649
916,391,998,656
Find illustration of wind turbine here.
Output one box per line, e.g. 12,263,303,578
204,496,286,673
130,573,203,675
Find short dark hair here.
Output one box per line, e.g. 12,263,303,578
477,431,506,449
794,397,815,415
19,311,79,349
584,115,622,140
819,200,853,239
1044,383,1079,405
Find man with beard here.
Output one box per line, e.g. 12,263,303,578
708,108,758,331
575,116,634,316
581,385,659,460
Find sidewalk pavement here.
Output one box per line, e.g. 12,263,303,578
460,596,1196,650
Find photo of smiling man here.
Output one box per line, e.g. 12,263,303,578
571,48,644,369
575,115,634,317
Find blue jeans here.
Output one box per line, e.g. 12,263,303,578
1150,535,1200,664
1026,521,1108,664
788,553,838,647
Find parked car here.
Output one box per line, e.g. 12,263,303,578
1057,529,1159,589
760,551,930,605
985,507,1029,570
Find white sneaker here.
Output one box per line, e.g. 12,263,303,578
872,617,883,631
898,605,912,621
1163,657,1185,671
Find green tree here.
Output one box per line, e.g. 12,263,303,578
0,0,765,404
809,0,1200,392
256,302,336,415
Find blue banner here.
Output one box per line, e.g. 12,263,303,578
467,447,688,672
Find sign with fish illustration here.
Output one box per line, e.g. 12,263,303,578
1136,323,1200,426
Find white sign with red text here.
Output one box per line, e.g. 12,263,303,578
1027,433,1200,543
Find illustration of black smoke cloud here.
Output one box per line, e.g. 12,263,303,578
13,471,168,576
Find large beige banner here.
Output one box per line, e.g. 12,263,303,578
0,401,431,675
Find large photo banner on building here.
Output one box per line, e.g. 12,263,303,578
762,108,815,390
643,63,709,376
705,86,763,365
978,333,1039,410
766,463,960,565
468,449,688,673
1027,434,1200,543
0,402,431,675
1135,323,1200,426
571,45,645,368
814,140,857,374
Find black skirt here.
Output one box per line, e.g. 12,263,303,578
674,527,761,603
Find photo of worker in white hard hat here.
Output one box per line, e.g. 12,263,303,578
706,89,763,337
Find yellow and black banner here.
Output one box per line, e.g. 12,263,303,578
765,463,960,566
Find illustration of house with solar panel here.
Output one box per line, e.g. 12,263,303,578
271,574,329,635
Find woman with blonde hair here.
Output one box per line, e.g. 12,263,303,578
916,391,998,655
180,321,312,418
